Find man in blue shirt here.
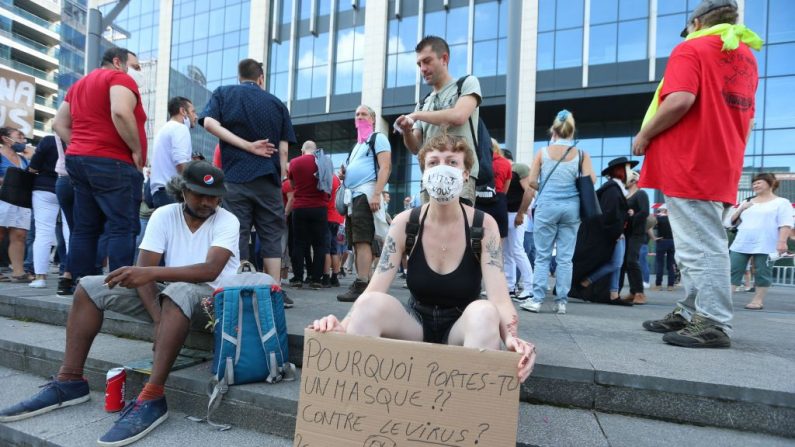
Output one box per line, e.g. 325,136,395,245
200,59,296,303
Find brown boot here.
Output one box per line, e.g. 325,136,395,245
337,279,368,302
633,293,647,305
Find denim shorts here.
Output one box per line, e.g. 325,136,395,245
404,296,466,344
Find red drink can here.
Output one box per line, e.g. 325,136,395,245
105,367,126,412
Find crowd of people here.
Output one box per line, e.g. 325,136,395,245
0,1,794,445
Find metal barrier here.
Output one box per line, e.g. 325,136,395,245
772,266,795,287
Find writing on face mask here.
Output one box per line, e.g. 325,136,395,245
423,164,464,204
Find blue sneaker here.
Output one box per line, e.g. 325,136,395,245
0,378,89,422
97,396,168,446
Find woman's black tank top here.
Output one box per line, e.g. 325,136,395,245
406,204,482,308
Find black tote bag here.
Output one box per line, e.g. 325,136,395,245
576,150,601,219
0,166,35,208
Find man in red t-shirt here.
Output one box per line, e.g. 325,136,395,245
324,174,346,287
287,141,329,289
632,0,759,349
53,47,148,278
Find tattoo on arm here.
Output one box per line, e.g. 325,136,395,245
377,235,397,273
506,315,518,338
485,235,504,270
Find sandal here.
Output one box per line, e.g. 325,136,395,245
8,275,31,283
0,275,10,282
744,303,764,310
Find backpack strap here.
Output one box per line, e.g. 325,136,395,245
367,132,380,179
418,90,433,111
470,209,485,263
404,206,423,257
455,75,479,149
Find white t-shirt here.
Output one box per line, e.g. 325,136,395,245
150,120,192,192
139,203,241,289
730,197,794,254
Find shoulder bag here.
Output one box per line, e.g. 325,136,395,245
0,166,35,208
576,149,602,219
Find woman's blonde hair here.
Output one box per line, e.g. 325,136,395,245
549,109,576,140
417,133,474,172
491,138,502,156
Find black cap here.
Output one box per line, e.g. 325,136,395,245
182,160,226,196
680,0,738,37
601,157,639,176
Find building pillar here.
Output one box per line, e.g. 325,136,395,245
249,0,271,67
510,0,538,164
153,0,173,135
360,1,389,133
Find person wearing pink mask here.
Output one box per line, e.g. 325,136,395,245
336,105,392,302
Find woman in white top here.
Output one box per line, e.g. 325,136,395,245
729,173,793,310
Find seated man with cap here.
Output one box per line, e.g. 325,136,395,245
0,161,240,446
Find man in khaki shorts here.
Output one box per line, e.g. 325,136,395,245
0,161,240,446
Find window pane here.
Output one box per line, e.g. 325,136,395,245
398,16,418,53
538,0,555,32
497,37,507,75
337,29,354,62
764,129,795,155
537,32,554,71
590,0,618,25
474,2,499,41
295,68,312,100
351,60,363,92
590,23,617,65
388,19,399,53
556,0,583,29
396,52,416,86
656,14,686,57
755,79,765,130
767,43,795,77
449,44,467,77
334,61,352,95
473,40,497,77
315,33,329,66
768,0,795,43
425,10,445,36
602,137,631,156
617,19,647,62
297,35,313,68
658,0,687,15
446,7,469,45
555,28,583,68
499,0,508,38
312,67,327,97
386,54,397,88
619,0,647,20
766,76,795,129
744,0,768,40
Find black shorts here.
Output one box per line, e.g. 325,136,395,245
404,296,466,344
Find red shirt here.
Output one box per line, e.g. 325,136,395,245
281,178,292,205
327,175,345,224
639,36,758,204
65,69,148,166
288,153,329,209
492,153,512,193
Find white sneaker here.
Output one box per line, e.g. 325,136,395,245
643,282,650,289
554,303,566,314
29,279,46,288
520,300,541,312
511,290,531,303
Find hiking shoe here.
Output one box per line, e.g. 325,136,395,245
330,274,340,287
97,397,168,446
288,277,303,288
662,315,731,349
554,303,566,314
321,274,331,288
57,277,74,296
282,291,294,309
337,279,368,302
642,311,689,333
0,378,89,422
520,300,541,313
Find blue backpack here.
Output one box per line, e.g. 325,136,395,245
193,262,295,429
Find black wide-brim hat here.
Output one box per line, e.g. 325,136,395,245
601,157,639,176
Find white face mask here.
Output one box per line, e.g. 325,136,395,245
422,164,464,205
127,68,145,89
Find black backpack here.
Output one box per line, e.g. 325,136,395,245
418,75,497,206
404,205,485,263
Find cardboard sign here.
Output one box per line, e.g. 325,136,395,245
295,330,521,447
0,67,36,137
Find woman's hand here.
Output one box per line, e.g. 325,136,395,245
505,334,537,382
310,315,346,333
777,240,789,255
514,213,525,227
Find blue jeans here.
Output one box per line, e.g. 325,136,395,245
532,199,580,304
588,237,625,293
640,243,650,284
65,156,142,277
523,230,535,268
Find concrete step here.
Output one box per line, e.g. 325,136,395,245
0,366,292,447
1,335,794,447
1,288,794,439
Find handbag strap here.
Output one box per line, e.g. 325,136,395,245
536,142,578,198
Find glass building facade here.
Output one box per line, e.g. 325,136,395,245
53,0,795,212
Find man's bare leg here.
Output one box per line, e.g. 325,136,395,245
59,287,104,380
